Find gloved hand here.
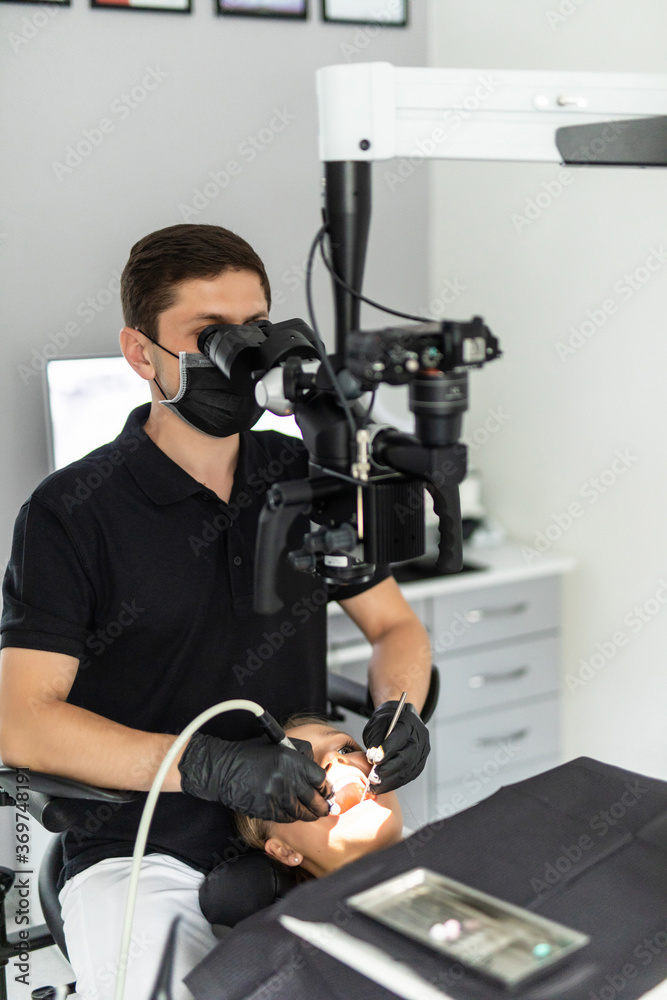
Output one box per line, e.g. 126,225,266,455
362,701,430,794
178,733,331,823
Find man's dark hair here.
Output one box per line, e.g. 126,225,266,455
120,223,271,343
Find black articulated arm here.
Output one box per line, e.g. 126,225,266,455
324,160,371,357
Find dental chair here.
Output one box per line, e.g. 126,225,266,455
0,666,440,999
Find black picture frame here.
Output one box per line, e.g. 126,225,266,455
1,0,70,6
90,0,190,12
217,0,307,17
322,0,407,27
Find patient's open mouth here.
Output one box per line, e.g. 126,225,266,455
331,773,374,813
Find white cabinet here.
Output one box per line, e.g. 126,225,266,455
327,545,571,831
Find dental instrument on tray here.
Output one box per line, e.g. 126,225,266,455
359,691,408,803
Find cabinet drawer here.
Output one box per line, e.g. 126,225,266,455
430,576,559,654
328,642,372,674
328,647,372,685
435,635,560,719
430,753,560,821
432,695,559,787
328,598,427,652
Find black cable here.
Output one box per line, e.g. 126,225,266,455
318,230,432,324
305,223,358,445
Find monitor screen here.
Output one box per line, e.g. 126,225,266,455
44,355,301,471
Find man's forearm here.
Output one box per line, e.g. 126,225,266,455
367,617,432,712
4,699,186,793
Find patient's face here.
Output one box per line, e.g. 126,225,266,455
265,723,403,878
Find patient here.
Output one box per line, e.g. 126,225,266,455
235,715,404,879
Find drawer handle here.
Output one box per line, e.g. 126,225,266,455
474,728,529,748
469,666,529,688
465,601,528,623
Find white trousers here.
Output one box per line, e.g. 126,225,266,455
57,854,220,1000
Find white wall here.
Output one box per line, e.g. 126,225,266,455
428,0,667,779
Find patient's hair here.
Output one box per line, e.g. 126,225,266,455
235,713,330,853
120,223,271,343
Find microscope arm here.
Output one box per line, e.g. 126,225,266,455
317,63,667,166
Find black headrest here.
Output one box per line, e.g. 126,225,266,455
199,850,298,927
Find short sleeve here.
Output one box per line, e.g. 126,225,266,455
327,562,392,603
1,496,95,660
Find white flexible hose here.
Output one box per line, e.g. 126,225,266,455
113,698,265,1000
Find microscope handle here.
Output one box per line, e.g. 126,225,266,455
254,499,308,616
426,481,463,574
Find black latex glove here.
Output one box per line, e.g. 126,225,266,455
178,733,331,823
362,701,431,794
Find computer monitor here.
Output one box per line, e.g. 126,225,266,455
44,355,301,472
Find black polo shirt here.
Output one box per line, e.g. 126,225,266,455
1,403,388,890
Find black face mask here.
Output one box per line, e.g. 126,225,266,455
149,340,265,438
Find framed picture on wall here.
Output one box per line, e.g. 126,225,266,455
217,0,307,17
322,0,407,26
91,0,190,12
1,0,69,6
